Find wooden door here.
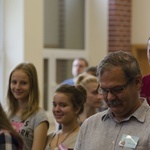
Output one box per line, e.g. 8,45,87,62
131,44,150,77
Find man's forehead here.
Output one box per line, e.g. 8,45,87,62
98,67,125,81
73,60,86,65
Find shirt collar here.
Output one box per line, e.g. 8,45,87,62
101,98,149,123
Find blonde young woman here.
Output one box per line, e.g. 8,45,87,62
76,73,104,124
0,103,23,150
7,62,49,150
45,84,86,150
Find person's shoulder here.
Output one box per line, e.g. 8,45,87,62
63,78,73,82
31,108,47,118
142,74,150,81
89,111,106,120
79,112,107,134
62,78,74,85
83,111,106,125
37,108,47,113
47,132,56,143
47,131,56,137
29,108,49,126
45,132,56,149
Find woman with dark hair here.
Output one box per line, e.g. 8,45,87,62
45,84,86,150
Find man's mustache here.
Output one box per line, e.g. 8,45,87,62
106,100,122,106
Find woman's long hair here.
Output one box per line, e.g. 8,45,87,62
0,103,23,147
7,62,40,121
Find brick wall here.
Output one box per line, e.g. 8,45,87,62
108,0,131,52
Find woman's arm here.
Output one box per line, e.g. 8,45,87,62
31,121,49,150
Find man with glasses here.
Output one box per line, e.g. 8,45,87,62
75,50,150,150
62,58,89,85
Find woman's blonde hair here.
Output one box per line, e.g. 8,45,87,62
7,62,40,121
76,73,98,89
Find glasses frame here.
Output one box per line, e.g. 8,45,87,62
97,78,133,96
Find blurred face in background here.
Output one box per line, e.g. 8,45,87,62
85,82,103,108
147,38,150,65
72,59,87,77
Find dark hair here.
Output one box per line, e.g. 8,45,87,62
55,84,86,115
97,50,142,81
85,66,97,76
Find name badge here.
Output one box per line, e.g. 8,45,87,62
119,134,139,149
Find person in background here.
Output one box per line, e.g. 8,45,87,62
140,37,150,105
75,50,150,150
45,84,86,150
7,62,49,150
75,74,104,124
0,103,23,150
84,66,108,112
85,66,97,77
62,58,89,85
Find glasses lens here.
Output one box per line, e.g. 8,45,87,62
98,79,132,96
111,87,124,94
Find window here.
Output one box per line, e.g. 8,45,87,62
43,0,87,111
44,0,85,49
0,0,3,103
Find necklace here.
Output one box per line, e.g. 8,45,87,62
56,125,79,147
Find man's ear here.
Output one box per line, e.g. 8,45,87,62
134,75,142,90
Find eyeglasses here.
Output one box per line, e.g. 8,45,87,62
97,79,133,96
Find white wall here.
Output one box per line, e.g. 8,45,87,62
65,0,84,49
86,0,108,66
132,0,150,44
44,0,59,46
0,0,3,103
24,0,44,107
3,0,24,105
3,0,44,107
